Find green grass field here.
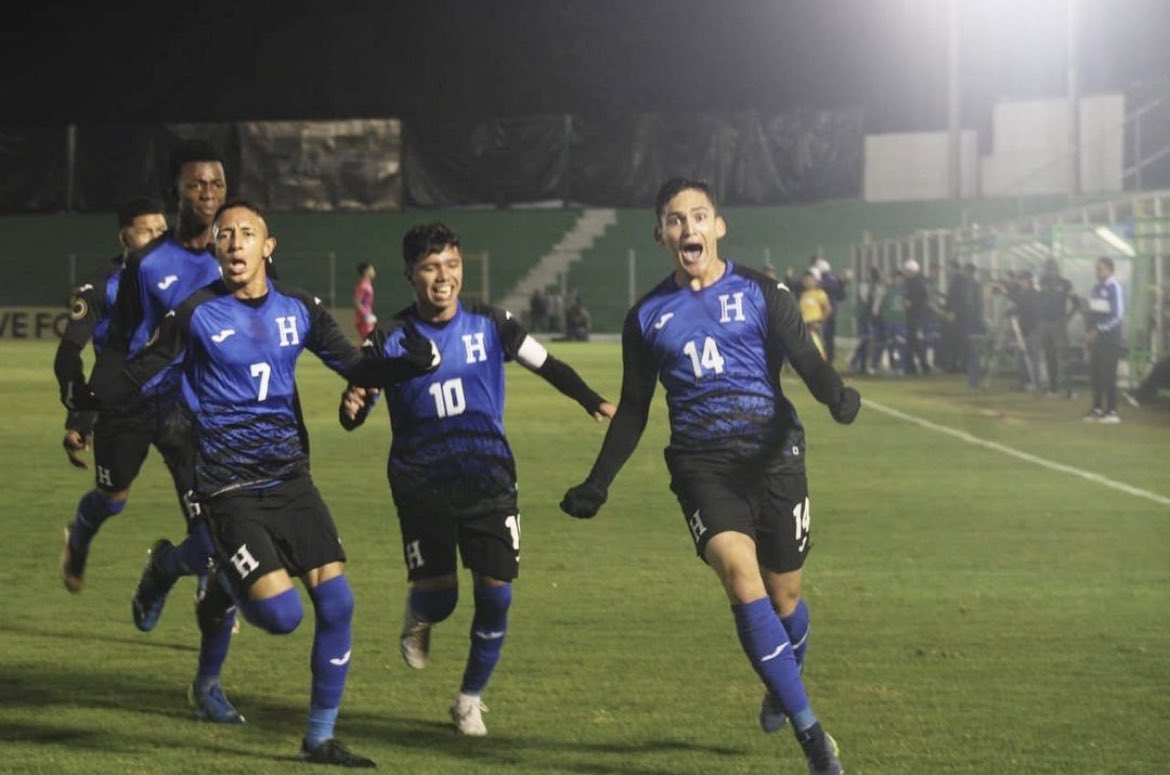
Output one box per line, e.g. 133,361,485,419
2,340,1168,774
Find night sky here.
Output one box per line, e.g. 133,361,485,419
4,0,1168,132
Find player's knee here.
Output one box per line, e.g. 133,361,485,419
473,581,512,618
196,581,236,636
310,575,354,628
97,487,130,505
243,587,303,634
411,584,459,624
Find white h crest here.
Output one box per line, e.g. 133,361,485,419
718,292,746,322
688,509,708,542
462,332,487,363
230,544,260,579
96,466,113,488
404,540,425,570
275,316,300,347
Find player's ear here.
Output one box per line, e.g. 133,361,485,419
117,227,131,252
263,235,277,259
653,224,664,245
715,215,727,239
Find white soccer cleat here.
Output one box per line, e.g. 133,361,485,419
400,597,432,670
449,692,488,736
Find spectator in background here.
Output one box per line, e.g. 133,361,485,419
1083,257,1125,423
1036,258,1079,397
811,257,848,365
902,259,931,375
799,269,831,359
563,291,592,341
354,261,377,340
849,266,883,375
528,287,549,332
878,270,908,374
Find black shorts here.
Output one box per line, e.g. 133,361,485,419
665,449,811,573
92,396,195,499
395,493,521,582
207,477,346,593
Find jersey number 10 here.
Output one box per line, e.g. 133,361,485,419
428,378,467,418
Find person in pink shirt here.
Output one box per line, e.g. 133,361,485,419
354,262,377,340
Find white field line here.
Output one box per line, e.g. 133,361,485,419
862,399,1170,508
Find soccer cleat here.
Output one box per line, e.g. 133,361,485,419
759,691,787,733
796,723,845,775
61,525,87,593
299,738,376,768
188,680,246,724
400,598,432,669
449,692,488,736
1098,410,1121,424
131,539,178,632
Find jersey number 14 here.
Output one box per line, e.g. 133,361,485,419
682,337,725,377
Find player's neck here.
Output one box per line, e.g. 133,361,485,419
176,218,213,252
675,257,726,291
414,299,458,323
230,272,269,301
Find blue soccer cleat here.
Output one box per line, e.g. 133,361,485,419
131,539,178,632
189,680,246,724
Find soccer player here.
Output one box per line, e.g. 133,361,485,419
55,196,168,476
95,200,439,766
338,221,615,736
353,261,378,340
560,178,859,775
63,139,229,613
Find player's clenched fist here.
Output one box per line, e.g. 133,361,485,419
560,480,608,519
830,386,861,425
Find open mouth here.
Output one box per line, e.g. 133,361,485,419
431,284,454,301
681,241,703,263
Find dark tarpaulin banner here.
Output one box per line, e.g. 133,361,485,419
239,120,402,212
0,126,70,212
569,108,863,207
404,116,571,208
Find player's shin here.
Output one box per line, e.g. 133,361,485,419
70,489,125,548
732,597,817,732
307,575,354,747
460,582,511,695
780,598,810,670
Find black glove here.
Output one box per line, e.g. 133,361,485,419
830,386,861,424
560,480,608,519
402,320,441,373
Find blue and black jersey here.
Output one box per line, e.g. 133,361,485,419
1086,276,1124,334
587,261,849,486
350,300,606,511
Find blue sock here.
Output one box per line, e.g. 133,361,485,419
733,597,816,732
780,599,811,670
240,587,303,634
306,705,339,748
157,522,216,578
69,490,124,550
306,576,354,745
410,584,458,624
195,585,236,688
460,583,511,695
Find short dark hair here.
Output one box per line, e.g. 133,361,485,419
654,178,717,222
402,222,460,266
1098,256,1115,272
356,261,372,277
214,199,267,227
117,195,165,228
169,138,225,187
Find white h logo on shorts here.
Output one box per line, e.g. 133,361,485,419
404,540,425,570
96,466,113,488
230,544,260,578
688,509,708,542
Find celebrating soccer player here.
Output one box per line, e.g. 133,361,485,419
339,221,614,736
94,200,440,766
560,178,860,775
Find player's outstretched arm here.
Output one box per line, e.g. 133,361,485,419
763,279,861,425
561,312,655,519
